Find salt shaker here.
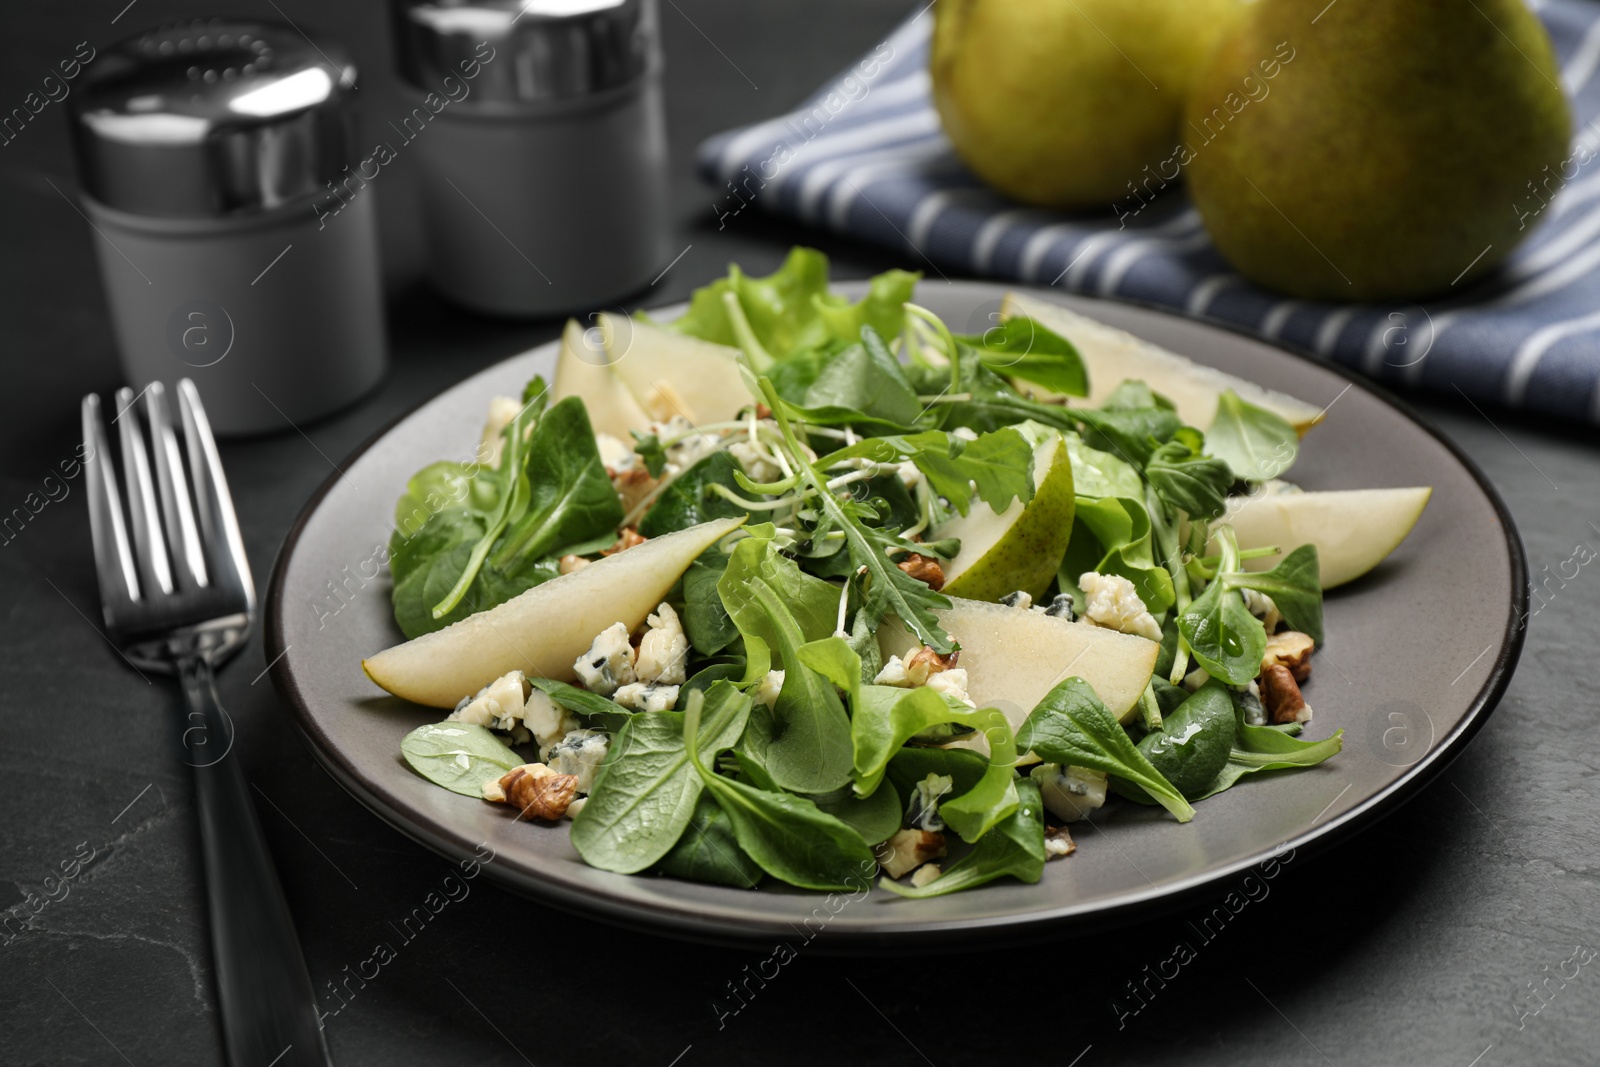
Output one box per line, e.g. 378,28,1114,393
68,20,387,436
390,0,669,317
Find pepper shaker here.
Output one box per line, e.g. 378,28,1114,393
390,0,669,317
68,20,387,436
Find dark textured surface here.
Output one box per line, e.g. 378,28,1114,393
1,2,1596,1066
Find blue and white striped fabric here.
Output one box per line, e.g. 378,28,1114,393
697,2,1600,424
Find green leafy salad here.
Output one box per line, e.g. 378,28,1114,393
365,247,1378,898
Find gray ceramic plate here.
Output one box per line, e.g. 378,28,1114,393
266,282,1526,950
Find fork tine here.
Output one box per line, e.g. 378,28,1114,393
114,386,174,598
81,393,140,609
177,379,255,608
145,382,210,590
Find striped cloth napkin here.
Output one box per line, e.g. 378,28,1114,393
697,2,1600,424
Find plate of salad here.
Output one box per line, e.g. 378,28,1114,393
266,248,1525,947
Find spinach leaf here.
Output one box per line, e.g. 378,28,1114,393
958,316,1088,397
489,397,623,570
1102,380,1176,412
1069,405,1183,467
937,708,1021,844
682,689,876,891
400,722,522,798
1016,678,1195,822
1117,684,1235,799
1062,432,1143,500
1226,544,1324,644
655,792,763,888
393,542,555,638
813,427,1034,518
526,677,633,732
718,530,854,792
1179,570,1268,686
1146,428,1231,521
638,451,748,539
787,327,922,429
569,684,751,874
885,747,991,798
1206,389,1299,484
1072,496,1176,613
880,778,1046,898
813,783,903,846
1191,696,1344,800
681,547,741,656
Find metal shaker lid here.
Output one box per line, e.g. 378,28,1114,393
390,0,657,107
68,20,358,218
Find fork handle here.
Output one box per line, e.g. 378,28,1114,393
180,655,333,1067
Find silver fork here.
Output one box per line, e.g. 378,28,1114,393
82,379,332,1067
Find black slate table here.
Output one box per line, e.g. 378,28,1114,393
3,2,1597,1065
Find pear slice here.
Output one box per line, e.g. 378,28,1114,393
364,517,744,708
1212,487,1432,589
553,318,652,440
879,596,1158,733
1001,291,1325,434
551,319,653,441
599,314,752,426
938,433,1075,602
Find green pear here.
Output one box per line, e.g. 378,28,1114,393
938,433,1076,602
1184,0,1572,300
932,0,1248,208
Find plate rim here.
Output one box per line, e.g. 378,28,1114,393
265,283,1529,950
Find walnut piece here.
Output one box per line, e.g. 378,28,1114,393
1261,664,1312,725
499,766,580,820
602,527,648,556
896,553,945,591
1044,825,1076,859
906,645,959,675
1262,631,1315,682
558,554,590,575
876,829,947,879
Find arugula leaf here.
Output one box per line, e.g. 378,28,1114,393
880,778,1046,898
682,688,876,891
757,376,956,653
631,431,670,478
400,722,522,798
1016,678,1194,822
490,397,623,570
1207,389,1299,483
569,685,751,874
814,427,1034,518
1069,405,1183,467
1146,428,1231,521
655,792,764,888
1227,544,1324,644
958,316,1088,397
717,530,854,792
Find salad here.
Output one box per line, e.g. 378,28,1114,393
363,248,1428,898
